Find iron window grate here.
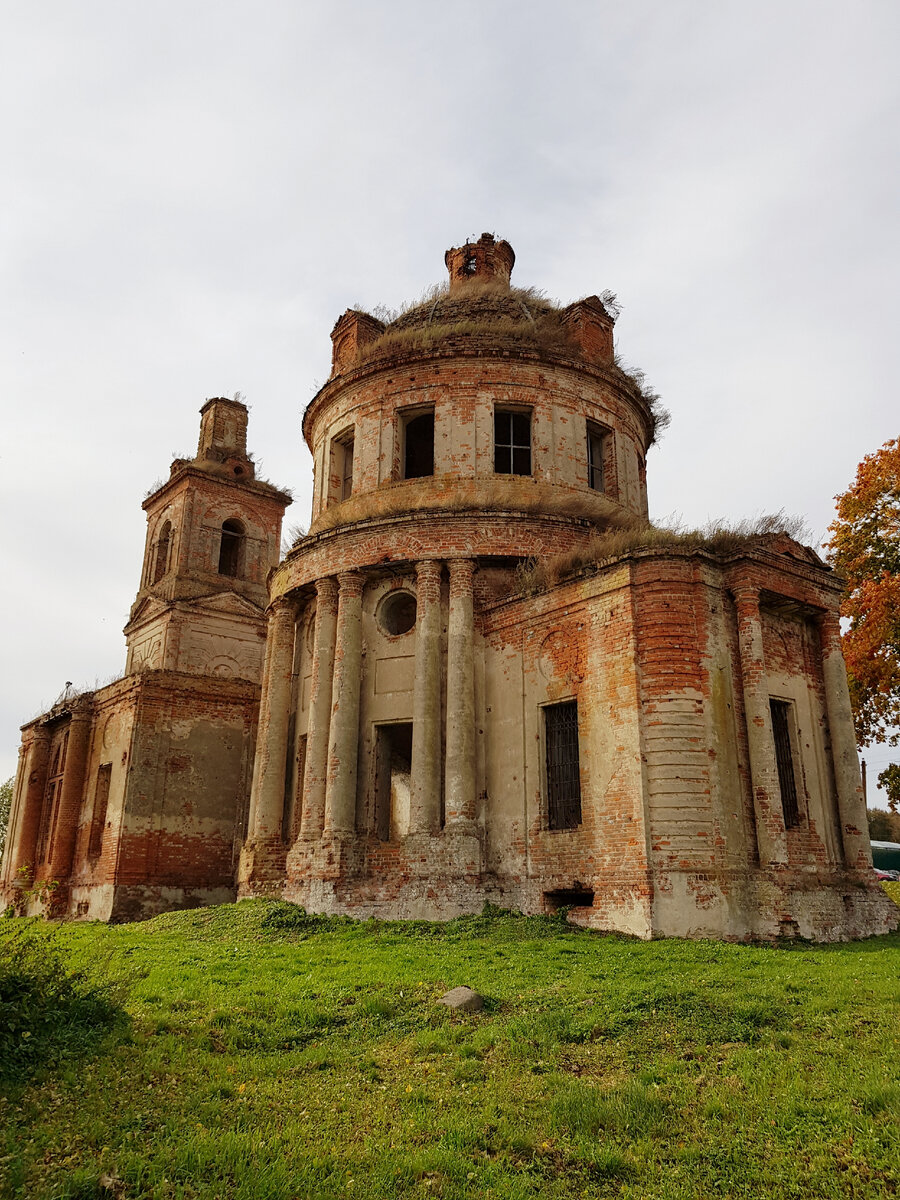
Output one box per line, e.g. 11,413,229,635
770,698,801,828
545,700,582,830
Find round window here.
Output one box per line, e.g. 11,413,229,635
378,590,417,636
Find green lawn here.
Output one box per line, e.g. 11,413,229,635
2,895,899,1200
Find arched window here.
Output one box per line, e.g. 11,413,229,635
153,521,172,583
218,519,244,577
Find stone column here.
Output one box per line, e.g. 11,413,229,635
46,708,93,882
409,560,443,836
445,559,477,826
176,492,195,575
1,729,50,886
247,597,296,841
300,577,339,840
817,610,871,869
324,571,364,835
733,586,788,866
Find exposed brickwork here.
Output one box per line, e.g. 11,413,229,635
1,403,287,921
4,241,895,942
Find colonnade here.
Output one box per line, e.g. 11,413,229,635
733,585,869,869
0,704,91,891
245,559,478,855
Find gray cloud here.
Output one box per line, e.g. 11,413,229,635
2,0,898,799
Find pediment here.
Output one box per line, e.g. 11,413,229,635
191,591,265,618
125,595,169,630
766,533,830,569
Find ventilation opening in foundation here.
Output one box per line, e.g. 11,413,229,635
544,887,595,912
375,722,413,841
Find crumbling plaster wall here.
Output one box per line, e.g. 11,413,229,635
307,353,649,527
106,673,258,922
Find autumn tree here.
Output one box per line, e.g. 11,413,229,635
878,763,900,812
826,437,900,747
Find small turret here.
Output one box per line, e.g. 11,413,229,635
196,397,255,480
444,233,515,293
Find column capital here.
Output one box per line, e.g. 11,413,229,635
337,570,365,598
67,705,94,726
447,557,477,590
730,583,761,610
315,575,340,604
415,559,443,583
813,607,842,650
268,595,296,620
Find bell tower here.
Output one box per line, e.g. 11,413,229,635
125,399,292,681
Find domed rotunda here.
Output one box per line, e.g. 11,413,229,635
236,233,895,941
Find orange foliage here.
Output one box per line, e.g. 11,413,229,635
826,438,900,746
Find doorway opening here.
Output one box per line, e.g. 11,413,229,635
374,722,413,841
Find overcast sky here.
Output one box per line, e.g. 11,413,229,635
1,1,897,800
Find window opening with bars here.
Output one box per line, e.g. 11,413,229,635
586,423,608,492
545,700,582,830
340,437,354,500
494,409,532,475
329,432,354,504
769,698,801,828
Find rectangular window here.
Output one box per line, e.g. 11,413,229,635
402,410,435,478
36,731,68,863
545,700,582,829
283,732,305,843
769,699,801,828
494,409,532,475
340,437,354,500
88,764,112,859
586,421,611,492
329,430,354,504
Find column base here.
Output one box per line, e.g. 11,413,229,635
237,838,287,895
316,831,364,880
442,821,483,874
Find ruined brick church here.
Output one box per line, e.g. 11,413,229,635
3,234,896,941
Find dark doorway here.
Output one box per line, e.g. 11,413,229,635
375,722,413,841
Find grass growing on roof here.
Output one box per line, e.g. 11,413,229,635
1,898,899,1199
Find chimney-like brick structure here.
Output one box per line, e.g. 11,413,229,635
330,310,386,377
561,296,615,364
444,232,515,293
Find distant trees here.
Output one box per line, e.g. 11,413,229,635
0,777,11,859
868,805,900,842
826,437,900,748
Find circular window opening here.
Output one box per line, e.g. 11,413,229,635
378,590,417,636
233,465,244,476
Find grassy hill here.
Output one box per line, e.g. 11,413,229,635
2,895,900,1199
